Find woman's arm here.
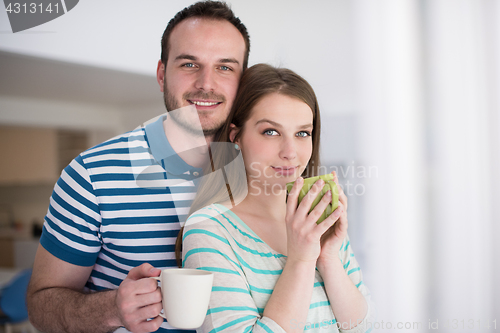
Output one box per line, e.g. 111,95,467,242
316,172,371,332
317,237,370,331
261,259,317,332
262,178,341,331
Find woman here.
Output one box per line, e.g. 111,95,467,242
177,64,373,332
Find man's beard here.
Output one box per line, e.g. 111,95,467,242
163,81,226,137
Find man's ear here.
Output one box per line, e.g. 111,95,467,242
229,124,240,144
156,60,165,92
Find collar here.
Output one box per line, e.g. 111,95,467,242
144,114,202,177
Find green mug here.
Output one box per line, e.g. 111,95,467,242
286,174,339,224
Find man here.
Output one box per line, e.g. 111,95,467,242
26,1,250,332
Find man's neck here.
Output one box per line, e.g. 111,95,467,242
163,116,212,168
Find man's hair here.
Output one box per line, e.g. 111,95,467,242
161,1,250,69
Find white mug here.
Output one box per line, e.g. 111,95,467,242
152,268,213,329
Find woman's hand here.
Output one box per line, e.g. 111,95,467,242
285,177,342,264
318,171,348,264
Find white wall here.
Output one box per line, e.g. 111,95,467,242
0,96,125,132
0,0,357,119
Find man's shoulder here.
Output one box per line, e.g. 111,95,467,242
60,126,156,179
81,127,149,159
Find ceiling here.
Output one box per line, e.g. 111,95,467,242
0,50,161,108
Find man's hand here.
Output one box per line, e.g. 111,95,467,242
27,246,164,333
114,263,164,333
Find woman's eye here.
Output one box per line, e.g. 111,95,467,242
263,129,279,136
296,131,311,137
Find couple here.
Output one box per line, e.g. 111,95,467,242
26,1,372,333
178,65,373,332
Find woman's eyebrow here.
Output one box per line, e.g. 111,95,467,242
255,119,281,127
255,119,313,129
298,123,314,130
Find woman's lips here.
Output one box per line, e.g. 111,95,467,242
271,166,298,176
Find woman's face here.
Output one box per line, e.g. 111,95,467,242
232,93,314,194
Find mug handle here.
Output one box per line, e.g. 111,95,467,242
150,277,167,319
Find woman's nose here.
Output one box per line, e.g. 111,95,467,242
279,138,297,160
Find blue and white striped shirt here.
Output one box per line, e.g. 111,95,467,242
41,115,201,332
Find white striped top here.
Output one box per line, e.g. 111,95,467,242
183,204,374,333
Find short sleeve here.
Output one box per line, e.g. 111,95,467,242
40,155,102,266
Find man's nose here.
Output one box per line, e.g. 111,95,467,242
194,67,217,92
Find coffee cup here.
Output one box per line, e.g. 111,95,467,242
286,173,339,224
151,268,213,329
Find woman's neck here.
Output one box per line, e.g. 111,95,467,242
234,183,288,222
230,183,289,255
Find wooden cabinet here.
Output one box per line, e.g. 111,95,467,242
0,126,89,185
0,126,90,268
0,127,59,185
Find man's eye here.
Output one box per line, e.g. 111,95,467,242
263,129,279,136
183,63,195,68
296,131,311,137
219,65,231,71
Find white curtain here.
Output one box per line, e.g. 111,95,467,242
353,0,499,331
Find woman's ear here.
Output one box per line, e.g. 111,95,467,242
229,124,240,144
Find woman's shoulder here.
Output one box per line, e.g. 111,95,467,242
184,204,234,230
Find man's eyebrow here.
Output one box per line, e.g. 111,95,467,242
173,54,240,65
174,54,197,61
219,58,240,65
255,119,313,129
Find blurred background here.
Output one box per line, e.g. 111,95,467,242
0,0,498,332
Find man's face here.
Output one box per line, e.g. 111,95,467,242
157,18,246,136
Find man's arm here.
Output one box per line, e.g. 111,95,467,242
27,245,164,333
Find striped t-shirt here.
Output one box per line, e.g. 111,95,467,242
183,204,374,333
40,115,201,332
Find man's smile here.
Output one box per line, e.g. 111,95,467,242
188,100,222,107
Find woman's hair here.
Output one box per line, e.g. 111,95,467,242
175,63,322,266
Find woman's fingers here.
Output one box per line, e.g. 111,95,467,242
285,177,303,219
296,179,325,216
307,189,333,224
316,201,344,235
331,171,347,210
